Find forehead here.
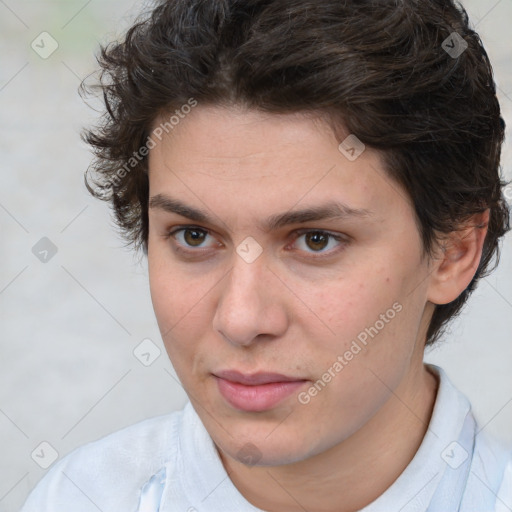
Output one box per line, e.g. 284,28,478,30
147,105,412,223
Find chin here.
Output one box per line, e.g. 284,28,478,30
214,427,319,468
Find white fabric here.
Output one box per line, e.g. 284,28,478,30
20,364,512,512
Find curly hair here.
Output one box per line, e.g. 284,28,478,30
82,0,510,346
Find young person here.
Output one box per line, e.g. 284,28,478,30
21,0,511,510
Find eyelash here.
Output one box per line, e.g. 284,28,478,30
165,226,348,259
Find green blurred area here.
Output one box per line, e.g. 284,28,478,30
1,0,142,63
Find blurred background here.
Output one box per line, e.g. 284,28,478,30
0,1,511,510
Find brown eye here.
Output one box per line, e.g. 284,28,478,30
169,227,216,251
291,229,346,257
183,229,207,247
304,232,329,252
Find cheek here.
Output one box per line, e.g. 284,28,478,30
292,274,417,438
298,263,421,377
302,271,396,344
148,243,199,345
148,266,203,389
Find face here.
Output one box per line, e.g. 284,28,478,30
147,105,434,466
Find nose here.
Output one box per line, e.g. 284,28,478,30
212,254,288,347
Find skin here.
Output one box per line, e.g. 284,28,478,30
146,104,488,512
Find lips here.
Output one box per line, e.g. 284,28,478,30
214,370,308,412
215,370,304,385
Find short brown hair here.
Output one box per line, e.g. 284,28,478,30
82,0,510,346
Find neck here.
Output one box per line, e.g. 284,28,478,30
218,363,439,512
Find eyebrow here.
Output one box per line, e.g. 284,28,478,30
148,194,373,232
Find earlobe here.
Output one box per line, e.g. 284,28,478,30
427,210,490,305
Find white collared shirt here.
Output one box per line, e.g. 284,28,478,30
21,365,512,511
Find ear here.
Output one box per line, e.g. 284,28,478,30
427,210,489,305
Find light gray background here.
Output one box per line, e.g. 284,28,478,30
1,1,511,511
